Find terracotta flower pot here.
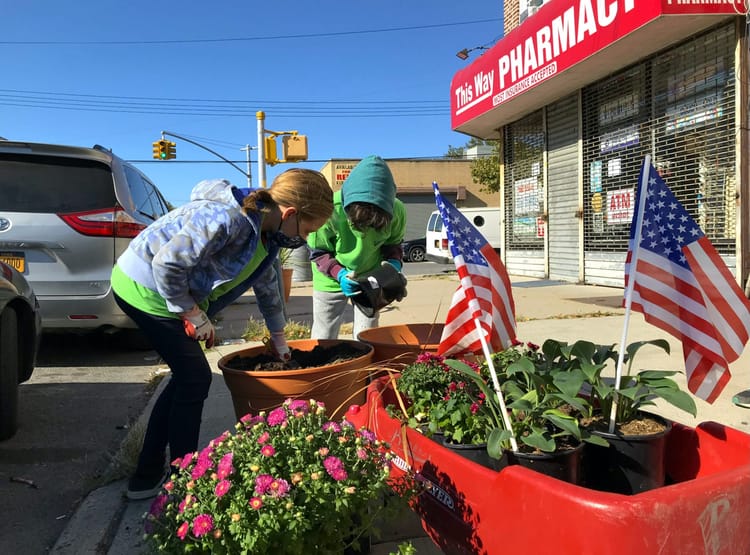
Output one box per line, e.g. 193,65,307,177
218,339,374,420
357,323,444,364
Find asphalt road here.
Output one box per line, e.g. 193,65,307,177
0,261,451,554
0,332,161,555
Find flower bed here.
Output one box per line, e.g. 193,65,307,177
347,376,750,555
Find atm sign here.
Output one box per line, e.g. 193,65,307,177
606,188,634,225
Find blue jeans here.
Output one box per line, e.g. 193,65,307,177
114,294,212,475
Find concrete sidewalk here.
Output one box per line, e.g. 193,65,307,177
50,274,750,554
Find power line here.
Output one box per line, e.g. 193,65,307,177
0,18,501,46
0,90,449,118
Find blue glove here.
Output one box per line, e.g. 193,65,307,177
336,268,361,297
386,258,403,272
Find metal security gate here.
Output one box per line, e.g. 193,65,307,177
581,23,736,287
547,93,581,282
503,111,546,277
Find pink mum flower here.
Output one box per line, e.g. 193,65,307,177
148,494,168,518
323,456,348,481
257,431,270,444
176,521,189,540
356,448,367,460
214,479,231,498
179,452,194,469
268,478,290,498
322,421,341,433
191,459,211,480
318,447,330,457
255,474,274,494
191,514,213,537
267,407,287,426
249,497,263,510
288,399,309,415
470,402,480,414
217,452,234,479
261,444,276,457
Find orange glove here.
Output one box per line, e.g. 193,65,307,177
181,307,215,348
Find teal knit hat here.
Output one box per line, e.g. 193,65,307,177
341,155,397,216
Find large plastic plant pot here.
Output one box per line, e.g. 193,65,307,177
357,323,444,365
345,376,750,555
219,339,373,420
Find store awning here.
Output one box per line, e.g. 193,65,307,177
450,0,743,139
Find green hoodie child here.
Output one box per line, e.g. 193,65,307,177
308,155,407,339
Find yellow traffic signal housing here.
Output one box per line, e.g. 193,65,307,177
283,135,308,162
152,141,164,160
165,141,176,160
264,136,278,165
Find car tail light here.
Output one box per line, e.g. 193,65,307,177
58,207,146,238
441,238,449,250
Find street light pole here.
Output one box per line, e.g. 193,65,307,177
240,145,254,187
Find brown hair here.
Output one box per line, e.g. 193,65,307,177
242,169,333,223
346,202,392,232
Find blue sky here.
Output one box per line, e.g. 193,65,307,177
2,1,502,205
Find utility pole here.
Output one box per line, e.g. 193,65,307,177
240,145,254,187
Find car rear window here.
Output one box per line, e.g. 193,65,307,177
0,154,116,213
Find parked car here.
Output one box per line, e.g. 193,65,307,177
0,140,171,336
401,237,426,263
0,261,42,440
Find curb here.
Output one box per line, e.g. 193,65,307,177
49,370,171,555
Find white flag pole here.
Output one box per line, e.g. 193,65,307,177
608,155,652,433
473,318,519,452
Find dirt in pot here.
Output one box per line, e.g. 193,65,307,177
225,343,369,371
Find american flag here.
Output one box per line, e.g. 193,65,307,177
625,159,750,402
433,183,517,356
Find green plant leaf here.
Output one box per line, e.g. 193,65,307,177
544,410,582,440
650,386,698,417
521,430,556,452
487,427,512,458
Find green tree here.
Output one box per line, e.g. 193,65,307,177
446,138,500,194
470,140,500,193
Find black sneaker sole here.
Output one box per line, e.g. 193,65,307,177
125,470,169,500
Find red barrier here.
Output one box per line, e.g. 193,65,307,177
347,377,750,555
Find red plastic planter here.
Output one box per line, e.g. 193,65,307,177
348,376,750,555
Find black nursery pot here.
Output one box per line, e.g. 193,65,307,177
497,443,584,485
442,439,496,471
583,417,673,495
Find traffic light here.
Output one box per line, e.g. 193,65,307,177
165,141,176,160
264,136,278,165
152,140,166,160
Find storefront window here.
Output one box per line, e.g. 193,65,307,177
581,23,735,255
503,111,544,249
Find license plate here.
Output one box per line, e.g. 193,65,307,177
0,252,25,273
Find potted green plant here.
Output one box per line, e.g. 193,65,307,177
446,340,607,484
389,352,496,468
145,398,418,554
559,338,698,493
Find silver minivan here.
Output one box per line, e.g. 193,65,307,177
0,140,170,333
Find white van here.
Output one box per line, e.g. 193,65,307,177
425,207,501,264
